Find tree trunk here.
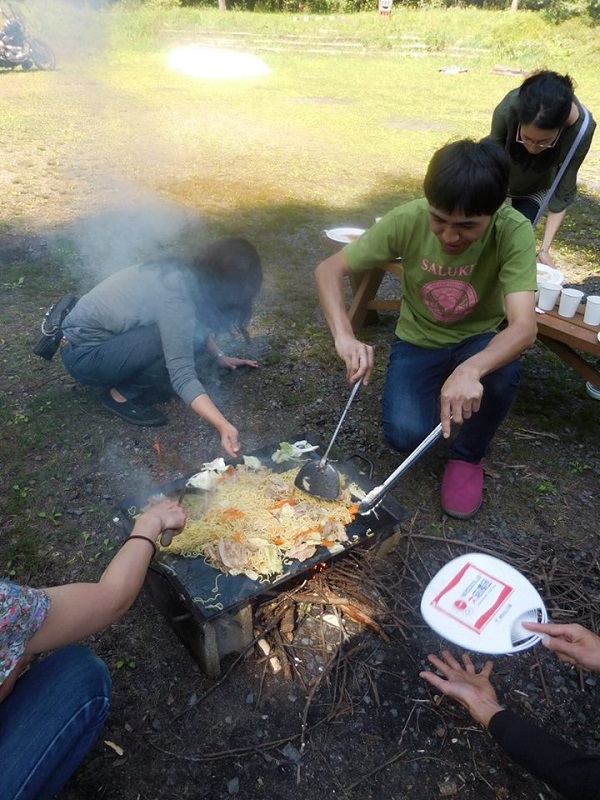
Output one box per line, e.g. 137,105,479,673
510,0,520,10
218,0,227,11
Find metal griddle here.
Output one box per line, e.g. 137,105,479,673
120,436,409,623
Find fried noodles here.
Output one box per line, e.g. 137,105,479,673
162,465,360,580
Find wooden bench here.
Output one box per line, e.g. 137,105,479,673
347,261,404,331
322,231,403,331
536,303,600,389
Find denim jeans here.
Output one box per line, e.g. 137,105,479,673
60,325,171,402
0,646,111,800
382,333,521,464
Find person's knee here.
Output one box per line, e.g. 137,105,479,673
47,646,111,719
383,416,428,453
483,360,521,398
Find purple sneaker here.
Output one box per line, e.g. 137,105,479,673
441,459,484,519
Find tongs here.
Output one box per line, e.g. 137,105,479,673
358,422,443,514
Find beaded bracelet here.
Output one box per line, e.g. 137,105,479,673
125,535,157,558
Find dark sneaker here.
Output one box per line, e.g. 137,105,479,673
101,391,167,427
140,383,177,404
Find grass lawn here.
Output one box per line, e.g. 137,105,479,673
7,5,600,280
1,11,599,799
1,5,599,563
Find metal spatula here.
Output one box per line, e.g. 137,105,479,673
294,379,362,501
358,422,443,514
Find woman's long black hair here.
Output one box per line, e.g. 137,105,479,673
191,236,263,339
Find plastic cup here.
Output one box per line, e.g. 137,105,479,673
558,288,585,318
583,296,600,326
537,281,561,311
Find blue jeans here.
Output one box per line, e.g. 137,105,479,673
382,333,521,463
0,646,111,800
60,325,170,401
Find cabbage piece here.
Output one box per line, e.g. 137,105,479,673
202,457,228,472
187,457,230,490
271,440,319,464
242,455,262,470
187,471,220,491
247,538,283,576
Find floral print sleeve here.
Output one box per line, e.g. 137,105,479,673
1,581,51,684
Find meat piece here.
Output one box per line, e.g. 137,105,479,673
322,519,348,542
285,542,317,562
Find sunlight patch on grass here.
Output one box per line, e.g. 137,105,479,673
168,45,270,80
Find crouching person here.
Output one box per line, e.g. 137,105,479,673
315,139,537,519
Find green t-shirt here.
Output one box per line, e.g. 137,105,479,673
343,198,536,349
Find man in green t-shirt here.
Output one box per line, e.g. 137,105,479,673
315,139,537,519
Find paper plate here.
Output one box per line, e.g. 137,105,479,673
420,553,547,654
536,263,565,288
324,227,366,244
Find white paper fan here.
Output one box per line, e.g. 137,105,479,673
420,553,548,654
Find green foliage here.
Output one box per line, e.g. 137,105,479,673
588,0,600,21
109,0,600,19
544,0,587,22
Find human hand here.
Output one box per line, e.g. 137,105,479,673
439,367,483,438
523,622,600,672
219,421,241,458
420,651,504,729
0,654,34,704
218,355,259,370
536,249,555,268
137,498,186,542
334,332,374,385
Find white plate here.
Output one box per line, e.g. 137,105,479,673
536,263,565,288
421,553,548,654
324,227,366,244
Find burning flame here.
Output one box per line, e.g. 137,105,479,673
168,46,270,80
152,437,163,467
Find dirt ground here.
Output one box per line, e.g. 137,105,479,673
2,23,600,800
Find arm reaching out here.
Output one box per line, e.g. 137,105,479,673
25,498,186,655
190,393,241,457
315,250,374,385
523,622,600,672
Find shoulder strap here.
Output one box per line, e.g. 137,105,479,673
533,106,590,227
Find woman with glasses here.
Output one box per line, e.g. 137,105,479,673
488,70,595,267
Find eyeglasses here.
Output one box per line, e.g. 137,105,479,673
516,125,562,150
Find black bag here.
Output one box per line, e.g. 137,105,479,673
32,294,79,361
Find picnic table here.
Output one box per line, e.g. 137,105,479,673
536,303,600,390
322,232,600,391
